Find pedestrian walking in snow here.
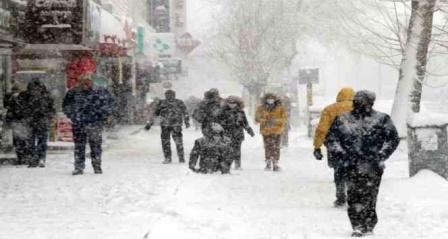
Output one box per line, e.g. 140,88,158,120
313,87,355,207
145,90,190,164
4,83,28,165
185,95,201,131
7,79,56,168
192,88,224,137
63,75,115,175
219,96,254,170
189,123,232,174
146,97,161,127
324,90,399,237
255,93,288,172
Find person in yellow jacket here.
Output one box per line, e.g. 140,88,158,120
313,87,355,207
255,93,288,171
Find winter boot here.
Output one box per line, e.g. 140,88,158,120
38,160,45,168
351,229,363,237
163,158,172,164
72,169,84,175
264,159,272,171
333,199,346,208
273,161,282,172
93,166,103,174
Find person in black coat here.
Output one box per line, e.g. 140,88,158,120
145,90,190,164
63,76,114,175
4,83,27,165
192,88,224,137
189,123,232,174
220,96,254,170
324,90,400,237
8,79,56,168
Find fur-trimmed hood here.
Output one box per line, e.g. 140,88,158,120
224,95,245,109
261,93,282,107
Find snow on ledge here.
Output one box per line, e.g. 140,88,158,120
408,112,448,128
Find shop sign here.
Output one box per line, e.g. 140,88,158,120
177,32,200,55
149,33,175,57
173,0,185,28
137,27,145,53
26,0,83,44
0,0,11,31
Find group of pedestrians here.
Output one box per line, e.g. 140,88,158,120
4,79,55,168
313,88,400,237
145,88,292,174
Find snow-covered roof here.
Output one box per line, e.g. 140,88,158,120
408,112,448,128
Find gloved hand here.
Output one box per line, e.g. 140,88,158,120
185,122,190,129
266,119,276,127
313,148,323,160
144,123,152,131
247,128,255,137
107,115,115,126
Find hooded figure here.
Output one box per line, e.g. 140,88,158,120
219,96,255,169
324,90,399,237
255,93,288,171
313,87,355,207
189,123,232,174
192,89,224,137
10,78,56,168
147,90,190,164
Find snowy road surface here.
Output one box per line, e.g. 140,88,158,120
1,126,448,239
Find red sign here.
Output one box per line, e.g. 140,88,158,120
57,117,74,142
176,32,200,55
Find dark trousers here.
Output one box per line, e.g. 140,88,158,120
73,125,103,170
161,126,184,162
230,139,242,168
263,135,282,162
334,165,347,203
281,128,289,147
14,123,49,166
346,168,383,232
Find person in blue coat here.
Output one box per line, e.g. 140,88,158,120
63,75,114,175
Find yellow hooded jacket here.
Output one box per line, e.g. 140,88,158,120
313,88,355,149
255,94,288,136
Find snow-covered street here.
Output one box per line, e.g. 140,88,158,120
1,126,448,239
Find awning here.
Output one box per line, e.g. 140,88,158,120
100,9,126,44
23,44,94,51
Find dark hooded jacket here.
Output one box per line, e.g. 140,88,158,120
8,79,55,132
189,123,232,174
219,96,253,141
324,91,400,171
154,90,189,127
63,84,114,127
192,90,224,129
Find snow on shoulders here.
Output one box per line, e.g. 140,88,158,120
408,112,448,128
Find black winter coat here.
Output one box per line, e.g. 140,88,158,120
189,136,232,173
219,106,252,141
154,99,189,127
324,110,399,171
63,87,114,127
192,100,223,127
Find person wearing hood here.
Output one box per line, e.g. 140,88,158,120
192,88,224,137
313,87,355,207
189,123,232,174
255,93,288,171
324,90,399,237
12,79,56,168
63,75,115,175
4,82,28,165
145,90,190,164
220,96,255,170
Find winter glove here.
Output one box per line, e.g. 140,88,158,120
247,127,255,137
313,148,323,160
144,123,152,131
266,119,277,127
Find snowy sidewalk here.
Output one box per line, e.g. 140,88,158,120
1,126,448,239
